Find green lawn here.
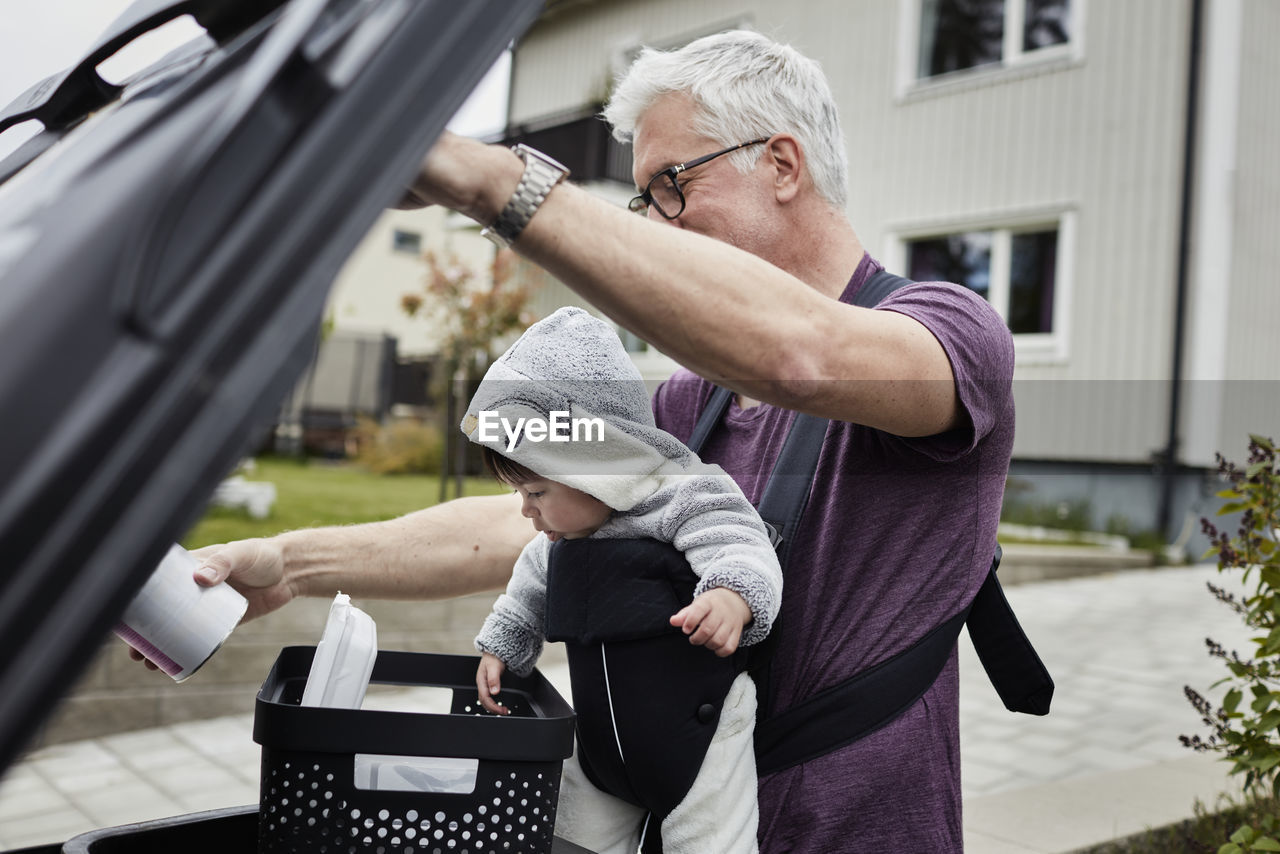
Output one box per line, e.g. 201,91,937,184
182,457,509,550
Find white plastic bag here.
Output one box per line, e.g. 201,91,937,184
301,593,377,708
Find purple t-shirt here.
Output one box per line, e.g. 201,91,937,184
652,254,1015,852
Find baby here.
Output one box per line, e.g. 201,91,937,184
462,307,781,854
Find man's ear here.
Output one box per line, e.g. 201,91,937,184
766,135,803,204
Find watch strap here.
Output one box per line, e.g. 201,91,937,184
481,144,569,248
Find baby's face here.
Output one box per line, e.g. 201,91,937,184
511,478,611,542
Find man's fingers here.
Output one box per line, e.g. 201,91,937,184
127,648,159,670
194,555,228,586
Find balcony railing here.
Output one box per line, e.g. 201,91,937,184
497,104,633,186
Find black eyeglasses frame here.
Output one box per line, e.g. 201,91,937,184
627,136,773,219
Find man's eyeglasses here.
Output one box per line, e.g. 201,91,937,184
628,137,772,219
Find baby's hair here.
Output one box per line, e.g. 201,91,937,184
482,446,539,486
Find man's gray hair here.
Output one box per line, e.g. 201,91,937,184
603,30,849,211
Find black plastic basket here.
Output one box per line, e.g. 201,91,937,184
56,805,596,853
253,648,576,853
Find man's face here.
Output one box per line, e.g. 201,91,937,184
631,92,775,254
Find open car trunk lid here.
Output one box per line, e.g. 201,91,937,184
0,0,541,776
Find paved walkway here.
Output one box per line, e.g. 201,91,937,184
0,564,1256,852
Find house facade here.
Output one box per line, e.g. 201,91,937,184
498,0,1280,546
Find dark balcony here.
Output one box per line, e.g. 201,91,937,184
497,103,634,186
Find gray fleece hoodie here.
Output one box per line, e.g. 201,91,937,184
463,307,783,676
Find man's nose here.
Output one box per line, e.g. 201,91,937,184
520,496,537,517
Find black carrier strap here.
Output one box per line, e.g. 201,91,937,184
686,268,1054,776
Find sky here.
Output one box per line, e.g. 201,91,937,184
0,1,510,160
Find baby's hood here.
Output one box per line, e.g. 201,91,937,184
460,307,702,511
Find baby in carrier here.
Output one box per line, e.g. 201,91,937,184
461,307,782,854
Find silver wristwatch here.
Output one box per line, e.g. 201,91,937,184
480,144,570,248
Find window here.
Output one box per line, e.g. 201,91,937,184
917,0,1072,80
906,225,1059,338
391,229,421,255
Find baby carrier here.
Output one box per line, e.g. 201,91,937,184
543,270,1054,852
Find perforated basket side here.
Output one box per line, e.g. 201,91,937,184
257,748,562,853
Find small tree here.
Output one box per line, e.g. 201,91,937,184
401,248,541,501
1182,435,1280,853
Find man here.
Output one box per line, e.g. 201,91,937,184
185,30,1014,851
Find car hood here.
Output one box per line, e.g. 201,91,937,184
0,0,541,776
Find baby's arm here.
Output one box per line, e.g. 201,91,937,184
476,652,510,715
657,473,783,647
669,587,753,656
474,536,552,686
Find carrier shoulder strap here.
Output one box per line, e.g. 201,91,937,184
684,268,1054,777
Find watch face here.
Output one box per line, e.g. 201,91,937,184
515,144,570,177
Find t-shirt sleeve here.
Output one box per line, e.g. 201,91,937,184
877,282,1015,461
651,369,714,444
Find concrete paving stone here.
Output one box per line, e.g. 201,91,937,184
1006,730,1079,758
0,771,66,822
99,729,197,772
962,758,1022,796
175,785,258,813
0,805,96,850
1129,736,1201,764
964,738,1043,771
966,753,1241,854
966,826,1057,854
74,780,185,827
1068,745,1152,775
144,756,247,799
42,763,142,796
25,740,119,778
1009,711,1091,739
169,715,255,762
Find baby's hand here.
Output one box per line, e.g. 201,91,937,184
476,652,510,715
670,588,752,657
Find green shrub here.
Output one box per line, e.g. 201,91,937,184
1182,435,1280,853
1000,495,1094,532
351,416,444,475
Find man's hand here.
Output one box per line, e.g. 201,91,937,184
476,652,510,716
669,587,752,657
126,538,294,671
395,131,520,224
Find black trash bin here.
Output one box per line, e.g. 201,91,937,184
49,648,591,854
253,648,578,853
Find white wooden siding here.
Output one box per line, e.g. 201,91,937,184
1215,0,1280,457
511,0,1273,464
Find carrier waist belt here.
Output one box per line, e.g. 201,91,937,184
754,557,1054,777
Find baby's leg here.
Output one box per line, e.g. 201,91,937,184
660,672,759,853
554,747,648,854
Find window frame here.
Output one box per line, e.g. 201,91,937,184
896,0,1086,97
885,208,1075,365
390,228,422,255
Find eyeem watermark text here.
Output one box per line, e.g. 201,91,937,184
477,410,605,452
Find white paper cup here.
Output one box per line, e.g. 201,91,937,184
113,543,248,681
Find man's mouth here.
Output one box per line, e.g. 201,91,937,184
544,530,562,542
